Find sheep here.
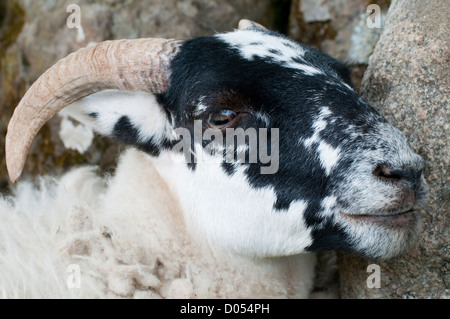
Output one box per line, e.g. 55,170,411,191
0,20,428,298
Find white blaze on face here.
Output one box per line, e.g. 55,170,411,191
193,96,208,116
317,141,341,176
303,106,331,148
302,107,340,175
304,119,327,148
217,30,324,76
150,151,313,257
62,90,175,145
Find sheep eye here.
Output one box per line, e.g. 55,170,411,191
206,110,237,129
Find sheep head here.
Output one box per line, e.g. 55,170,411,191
6,20,428,261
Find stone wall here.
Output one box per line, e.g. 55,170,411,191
289,0,390,92
338,0,449,299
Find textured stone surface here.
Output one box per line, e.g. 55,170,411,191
289,0,390,92
0,0,274,192
289,0,390,61
338,0,449,299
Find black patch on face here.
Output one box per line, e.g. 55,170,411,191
300,200,353,252
221,161,236,176
273,197,290,211
303,46,354,87
158,30,391,253
330,61,353,88
186,162,197,171
305,220,353,252
88,112,98,119
112,115,161,156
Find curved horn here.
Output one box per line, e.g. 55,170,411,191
6,38,181,183
238,19,267,31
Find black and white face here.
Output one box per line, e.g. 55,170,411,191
69,28,428,260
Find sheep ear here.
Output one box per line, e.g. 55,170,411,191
238,19,267,31
61,90,174,156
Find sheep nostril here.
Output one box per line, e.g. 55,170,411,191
373,164,421,190
373,165,401,181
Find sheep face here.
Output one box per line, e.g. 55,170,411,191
145,29,427,260
10,28,428,261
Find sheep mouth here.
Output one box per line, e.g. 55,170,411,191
339,209,417,228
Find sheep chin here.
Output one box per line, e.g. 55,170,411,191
336,209,422,260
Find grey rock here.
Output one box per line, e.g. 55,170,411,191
289,0,390,92
338,0,449,299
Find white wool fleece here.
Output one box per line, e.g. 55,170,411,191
0,148,316,298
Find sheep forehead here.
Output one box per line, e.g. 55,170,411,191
216,30,324,75
167,30,355,126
